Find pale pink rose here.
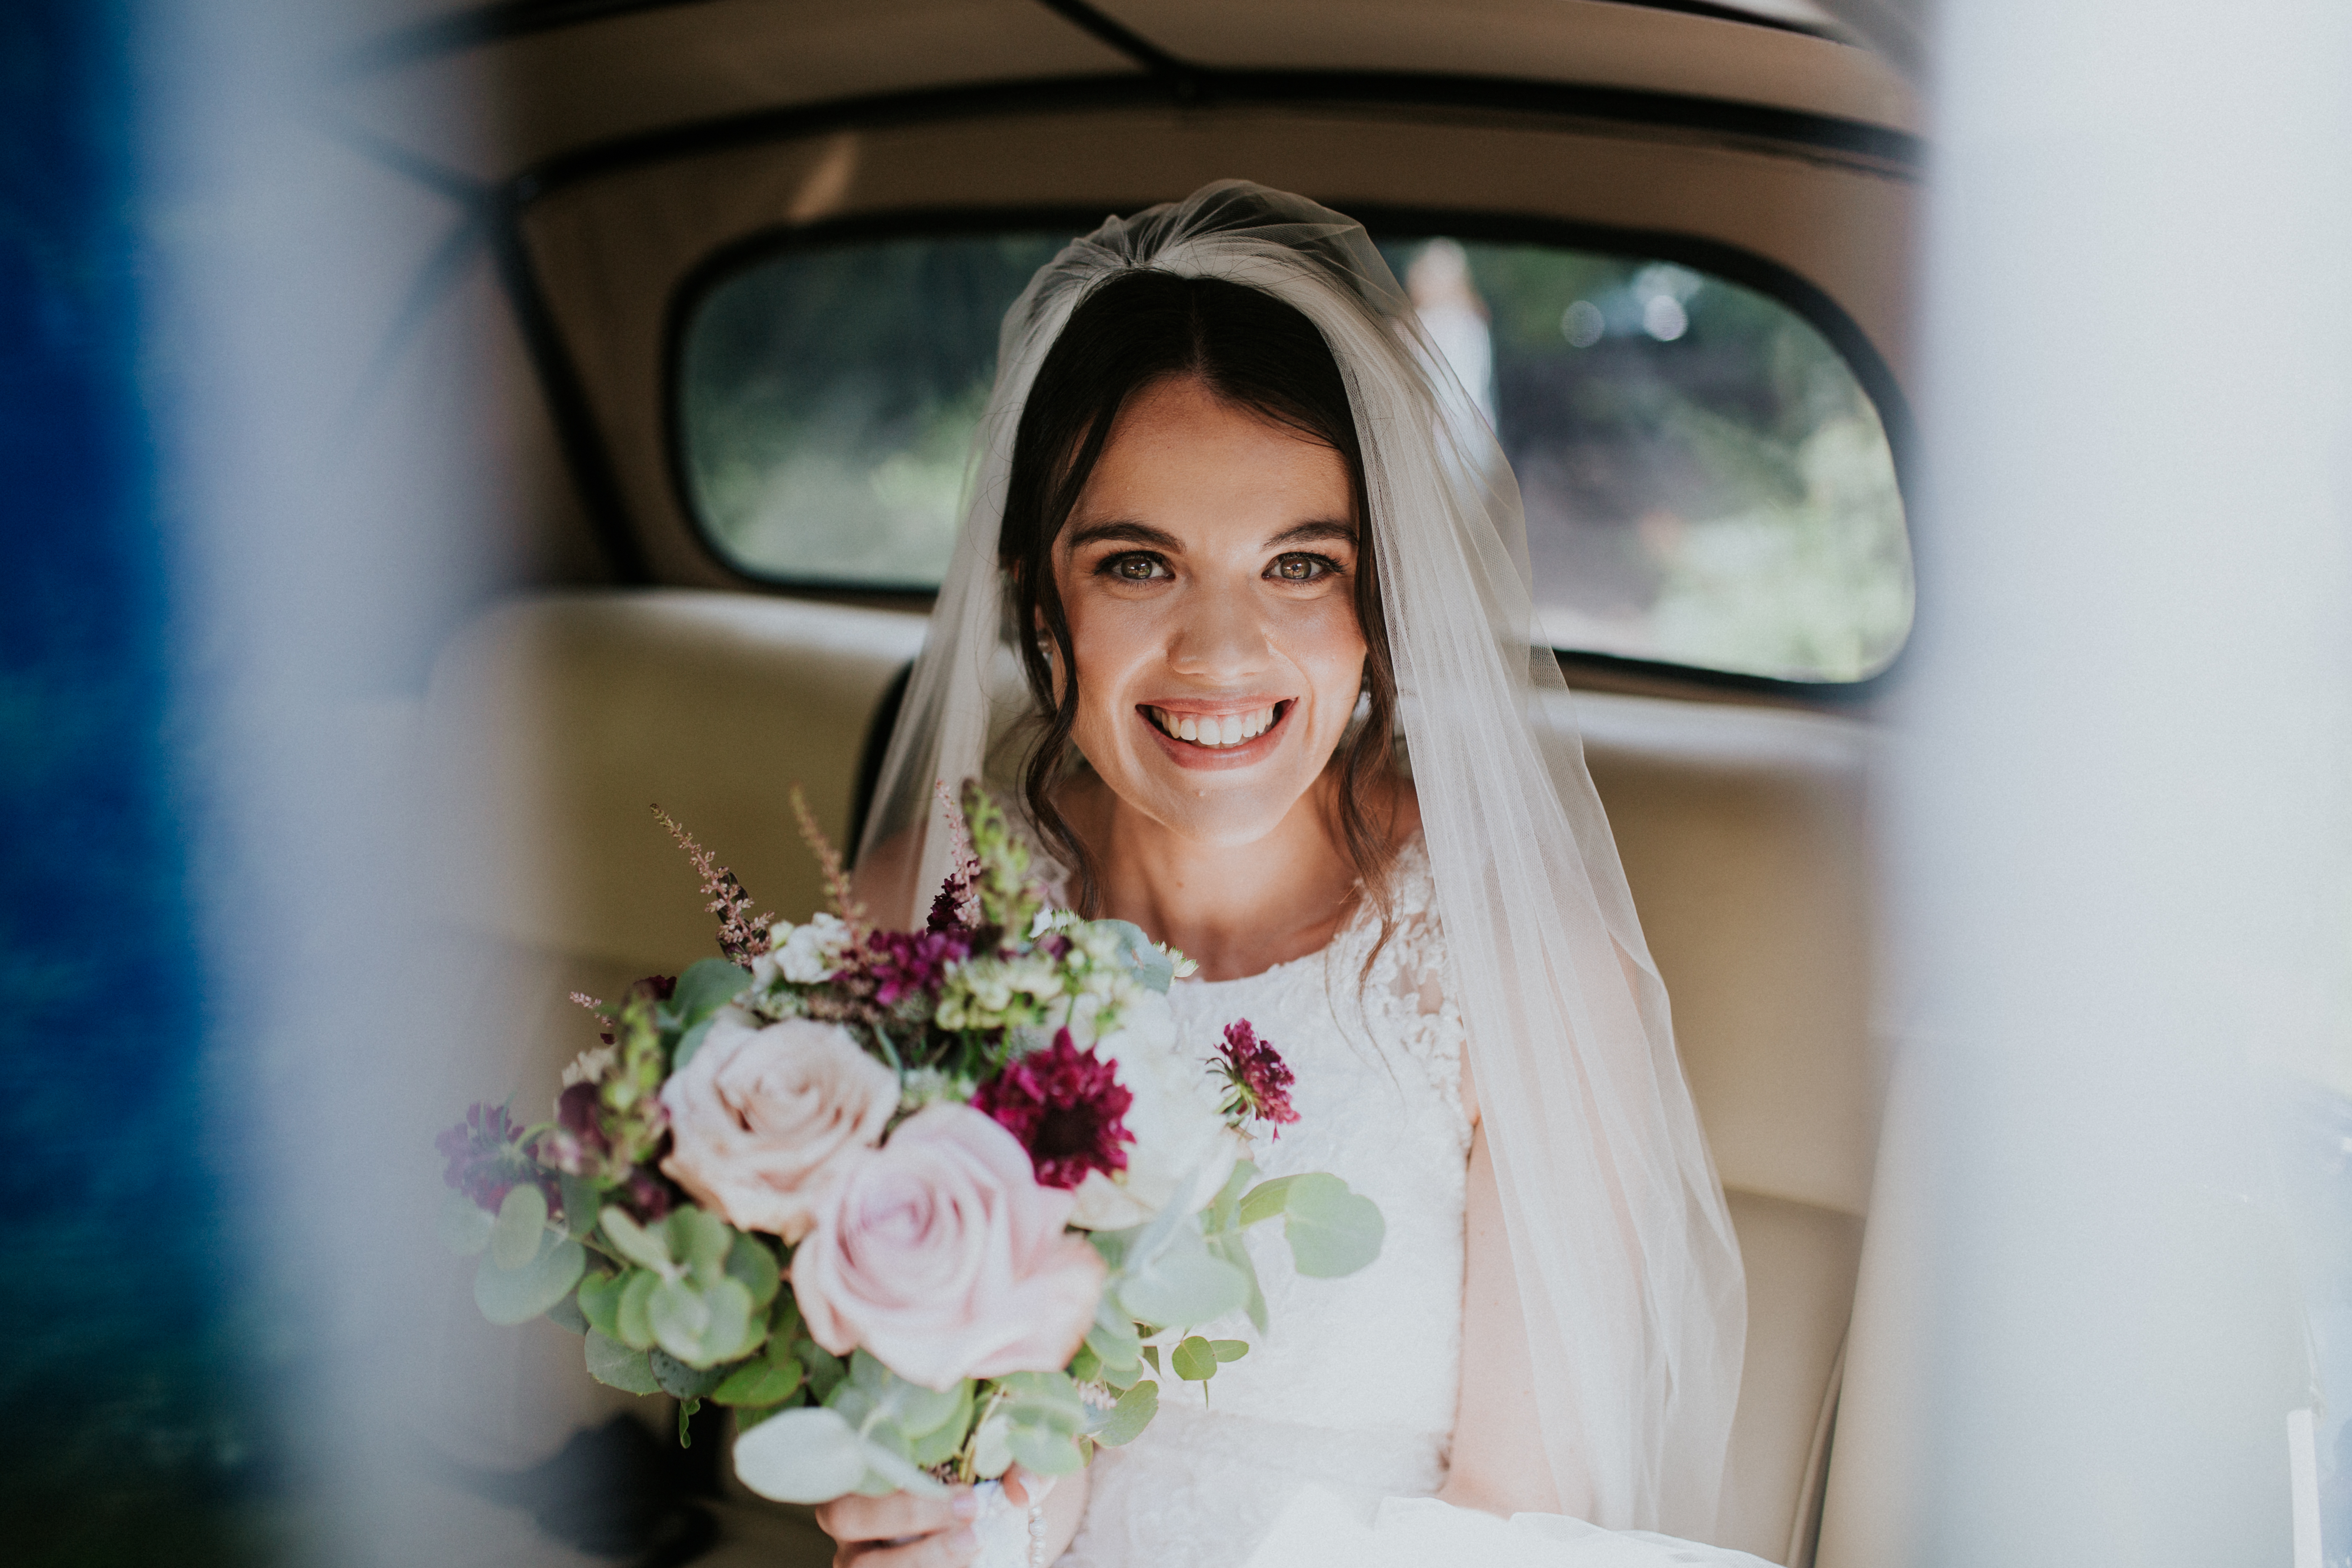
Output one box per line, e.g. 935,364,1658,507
659,1014,897,1242
792,1104,1106,1390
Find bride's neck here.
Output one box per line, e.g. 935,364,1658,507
1058,771,1363,983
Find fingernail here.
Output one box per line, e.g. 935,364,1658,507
951,1490,980,1522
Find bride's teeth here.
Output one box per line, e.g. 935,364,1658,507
1177,715,1199,741
1220,715,1243,745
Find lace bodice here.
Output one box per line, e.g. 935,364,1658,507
1060,836,1473,1568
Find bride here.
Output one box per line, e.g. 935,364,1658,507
824,183,1757,1568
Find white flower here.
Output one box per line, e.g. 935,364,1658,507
753,912,854,988
561,1045,617,1088
1067,996,1244,1230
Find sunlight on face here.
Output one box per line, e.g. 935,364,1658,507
1053,374,1367,847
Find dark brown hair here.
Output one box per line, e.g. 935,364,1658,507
997,269,1400,924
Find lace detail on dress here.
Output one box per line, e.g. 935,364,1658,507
1058,835,1473,1568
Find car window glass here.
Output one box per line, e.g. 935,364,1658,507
679,231,1912,683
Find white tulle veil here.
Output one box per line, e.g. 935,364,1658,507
857,181,1745,1536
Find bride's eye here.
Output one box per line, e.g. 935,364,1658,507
1269,553,1340,582
1102,553,1170,582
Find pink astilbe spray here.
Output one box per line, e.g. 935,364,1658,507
790,785,868,936
654,806,774,963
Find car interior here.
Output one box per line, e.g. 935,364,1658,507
354,4,1928,1564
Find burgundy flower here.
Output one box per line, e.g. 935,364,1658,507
865,927,974,1008
436,1102,542,1211
1215,1021,1299,1136
973,1029,1135,1189
535,1082,612,1176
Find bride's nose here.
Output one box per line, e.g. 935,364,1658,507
1165,579,1273,679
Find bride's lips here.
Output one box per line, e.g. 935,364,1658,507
1136,698,1295,770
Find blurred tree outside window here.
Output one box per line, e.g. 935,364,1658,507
680,232,1912,684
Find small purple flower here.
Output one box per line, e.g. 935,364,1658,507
1215,1021,1299,1136
436,1102,542,1211
864,927,974,1008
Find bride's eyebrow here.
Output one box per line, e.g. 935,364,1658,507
1264,520,1356,549
1065,520,1182,552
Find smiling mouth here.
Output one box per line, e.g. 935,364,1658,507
1142,701,1291,750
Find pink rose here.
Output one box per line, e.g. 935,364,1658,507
659,1014,897,1242
792,1104,1106,1390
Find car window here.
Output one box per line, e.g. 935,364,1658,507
679,231,1912,683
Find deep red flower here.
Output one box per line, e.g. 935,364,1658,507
1215,1021,1299,1136
973,1028,1135,1189
534,1082,612,1176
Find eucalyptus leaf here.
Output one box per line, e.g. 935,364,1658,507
600,1207,671,1272
1008,1426,1085,1475
856,1437,949,1497
557,1174,603,1239
491,1184,550,1271
615,1269,658,1349
651,1346,730,1400
585,1331,661,1395
1210,1339,1249,1363
802,1341,847,1402
1095,920,1174,993
1115,1223,1249,1328
713,1356,803,1408
670,958,751,1033
651,1275,755,1367
671,1014,718,1071
1066,1342,1101,1385
664,1206,736,1287
576,1270,625,1340
1088,1380,1159,1447
1170,1336,1218,1382
1237,1175,1300,1229
544,1291,590,1334
733,1406,869,1504
827,1351,964,1440
1204,1230,1269,1334
725,1232,781,1311
906,1380,973,1468
1280,1173,1386,1278
437,1192,495,1256
1204,1160,1258,1235
970,1412,1013,1479
475,1232,587,1326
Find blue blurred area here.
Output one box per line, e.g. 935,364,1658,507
0,1,263,1560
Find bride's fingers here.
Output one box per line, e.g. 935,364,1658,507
1001,1464,1059,1509
816,1487,978,1545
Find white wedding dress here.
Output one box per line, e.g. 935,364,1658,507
1041,838,1772,1568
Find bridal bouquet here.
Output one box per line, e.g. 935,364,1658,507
435,784,1383,1504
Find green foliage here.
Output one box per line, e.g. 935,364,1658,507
615,1270,658,1349
490,1184,549,1270
437,1191,494,1256
972,1371,1088,1479
1237,1172,1386,1278
1112,1219,1250,1329
576,1269,625,1339
1170,1336,1217,1382
1096,920,1175,993
598,1207,671,1272
732,1407,875,1504
474,1229,587,1326
1274,1174,1386,1278
714,1356,804,1408
1088,1380,1159,1447
585,1331,662,1395
650,1347,731,1400
667,958,753,1069
725,1231,782,1311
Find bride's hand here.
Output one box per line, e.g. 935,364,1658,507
813,1485,982,1567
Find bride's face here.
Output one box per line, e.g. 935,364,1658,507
1053,375,1366,848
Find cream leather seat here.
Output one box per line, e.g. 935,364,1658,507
420,590,1880,1567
